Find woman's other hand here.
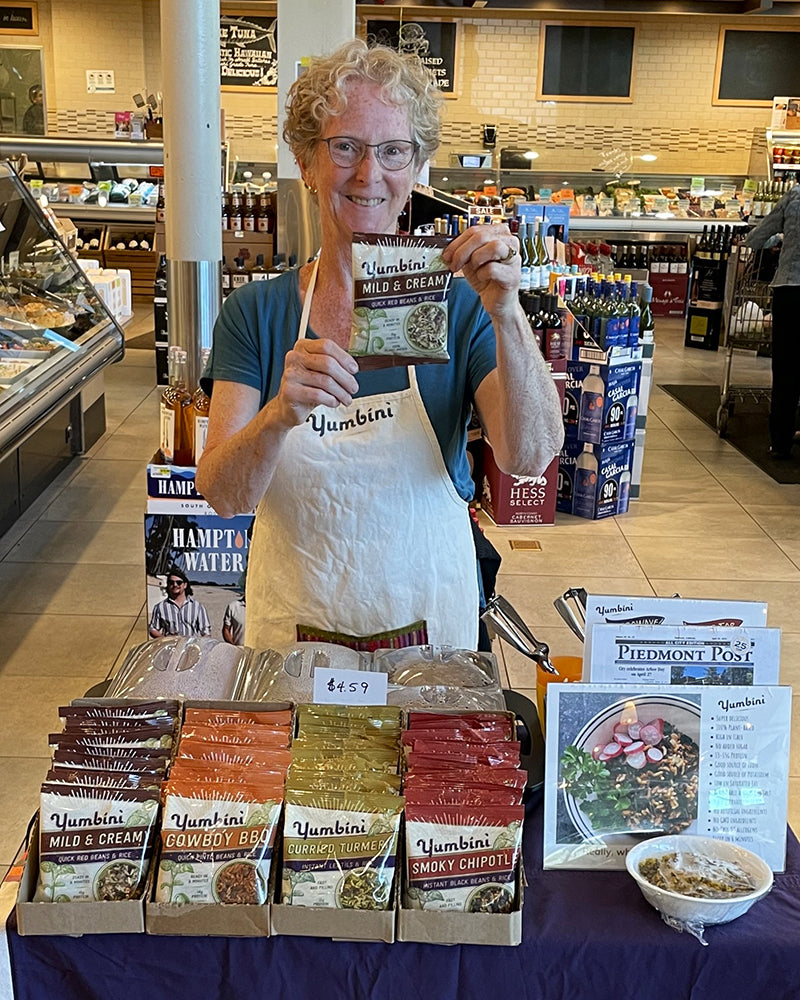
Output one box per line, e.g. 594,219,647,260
441,223,521,322
273,338,360,427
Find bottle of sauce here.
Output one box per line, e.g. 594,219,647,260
243,194,256,232
229,192,242,232
156,182,166,224
231,257,249,290
160,347,193,466
250,254,269,281
191,347,211,466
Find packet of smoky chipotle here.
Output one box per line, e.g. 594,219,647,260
350,233,452,369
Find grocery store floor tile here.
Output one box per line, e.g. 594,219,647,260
0,315,799,869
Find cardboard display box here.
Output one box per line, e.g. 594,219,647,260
482,445,558,527
270,829,397,944
563,360,641,445
145,846,271,938
396,862,524,947
649,272,689,317
481,360,565,526
143,700,285,936
16,816,148,936
557,439,635,520
270,899,396,944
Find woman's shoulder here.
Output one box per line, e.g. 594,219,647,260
227,268,298,305
219,270,300,334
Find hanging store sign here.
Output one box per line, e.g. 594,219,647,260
220,10,277,92
366,19,458,97
0,3,37,35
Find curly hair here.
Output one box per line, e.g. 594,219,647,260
283,38,442,172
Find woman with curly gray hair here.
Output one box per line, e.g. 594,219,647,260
197,39,563,653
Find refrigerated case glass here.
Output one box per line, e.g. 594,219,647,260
0,159,123,461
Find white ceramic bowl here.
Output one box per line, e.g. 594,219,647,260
626,835,773,926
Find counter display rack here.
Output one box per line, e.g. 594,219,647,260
0,159,125,534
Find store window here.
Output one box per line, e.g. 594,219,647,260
0,45,44,134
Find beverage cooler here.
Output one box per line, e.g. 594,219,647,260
0,160,125,534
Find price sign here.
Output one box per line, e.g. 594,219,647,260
312,667,388,706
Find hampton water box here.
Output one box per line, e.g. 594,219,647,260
557,439,635,520
563,360,641,445
145,464,253,642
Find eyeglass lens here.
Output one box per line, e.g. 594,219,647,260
324,137,416,170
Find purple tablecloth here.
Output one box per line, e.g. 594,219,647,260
8,796,800,1000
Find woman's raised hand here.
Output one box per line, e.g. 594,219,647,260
441,223,521,321
272,338,360,427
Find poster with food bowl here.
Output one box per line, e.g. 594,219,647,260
543,685,790,871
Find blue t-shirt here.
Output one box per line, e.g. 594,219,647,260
201,269,497,501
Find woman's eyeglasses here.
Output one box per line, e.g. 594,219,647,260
320,137,419,171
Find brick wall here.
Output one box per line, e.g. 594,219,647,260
429,14,775,175
51,0,145,115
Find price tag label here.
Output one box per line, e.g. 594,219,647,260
312,667,388,706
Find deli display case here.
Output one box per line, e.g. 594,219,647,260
0,159,124,534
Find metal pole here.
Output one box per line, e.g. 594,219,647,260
276,0,355,264
160,0,222,390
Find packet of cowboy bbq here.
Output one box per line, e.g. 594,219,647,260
155,779,283,905
350,233,452,369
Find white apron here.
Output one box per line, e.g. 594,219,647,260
244,259,478,652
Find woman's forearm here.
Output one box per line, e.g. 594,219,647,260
195,397,292,517
478,302,565,477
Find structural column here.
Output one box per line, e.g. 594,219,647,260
160,0,222,389
276,0,355,263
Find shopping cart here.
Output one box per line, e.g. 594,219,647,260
716,244,780,437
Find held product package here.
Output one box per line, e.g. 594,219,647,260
543,684,791,872
557,439,634,520
563,360,641,445
350,233,452,369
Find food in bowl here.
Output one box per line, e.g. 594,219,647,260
626,835,773,928
638,851,756,899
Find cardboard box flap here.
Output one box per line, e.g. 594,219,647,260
16,816,148,937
